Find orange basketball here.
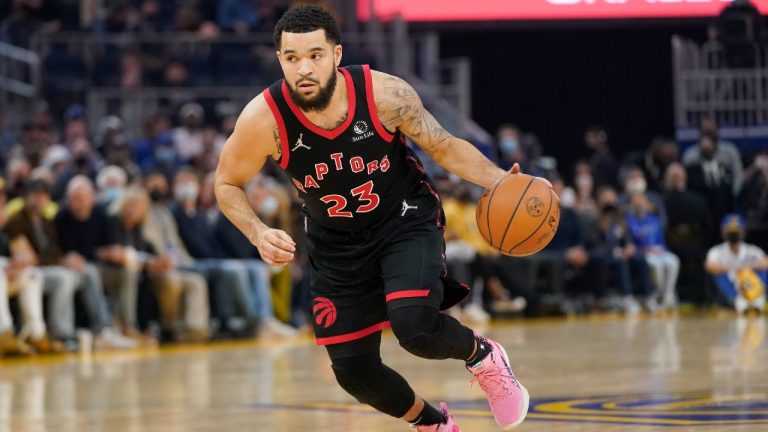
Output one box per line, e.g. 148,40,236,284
476,174,560,257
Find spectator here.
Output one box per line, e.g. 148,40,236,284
495,124,525,171
572,160,598,218
623,136,679,192
683,117,744,194
686,134,735,242
584,126,619,190
244,176,294,323
591,187,652,314
0,177,61,355
134,113,181,176
173,103,205,163
4,181,85,346
55,176,139,346
217,0,259,34
705,214,768,314
95,165,128,205
164,60,190,87
626,192,680,310
442,181,524,320
143,172,220,339
108,187,209,342
740,150,768,250
662,163,712,304
171,169,295,337
522,179,593,313
619,165,667,228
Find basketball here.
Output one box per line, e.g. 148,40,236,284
476,174,560,257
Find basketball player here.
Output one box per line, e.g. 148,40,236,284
215,5,541,431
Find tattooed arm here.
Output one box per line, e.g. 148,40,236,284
214,93,296,266
372,70,509,189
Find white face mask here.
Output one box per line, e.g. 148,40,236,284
575,174,593,192
559,187,576,208
625,178,647,195
259,196,279,217
174,183,199,202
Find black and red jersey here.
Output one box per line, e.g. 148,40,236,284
264,65,427,231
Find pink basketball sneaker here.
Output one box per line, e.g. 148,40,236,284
411,402,460,432
467,337,529,430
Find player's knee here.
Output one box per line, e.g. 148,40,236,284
389,305,450,359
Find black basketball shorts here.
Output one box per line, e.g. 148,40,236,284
305,180,469,350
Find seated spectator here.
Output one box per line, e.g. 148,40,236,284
622,136,679,192
55,176,138,348
626,192,680,310
171,168,295,337
591,187,652,314
572,160,598,218
705,214,768,314
133,114,181,176
619,165,667,228
0,178,59,355
108,187,209,343
4,180,106,348
244,176,295,324
173,103,205,164
522,179,594,314
686,134,736,242
95,165,128,205
740,151,768,250
442,181,525,320
662,163,712,304
144,171,245,338
584,126,619,190
683,117,744,195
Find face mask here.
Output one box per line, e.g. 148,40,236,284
701,148,716,161
726,232,741,244
156,147,176,163
559,188,576,208
149,189,165,202
499,137,518,154
259,196,278,217
626,178,647,195
575,174,593,191
103,187,122,203
175,183,199,202
601,203,618,213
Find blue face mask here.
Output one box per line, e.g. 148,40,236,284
500,137,518,154
104,187,122,203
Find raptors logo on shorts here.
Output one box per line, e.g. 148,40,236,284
313,297,338,328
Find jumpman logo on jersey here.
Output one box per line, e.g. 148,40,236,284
292,133,311,151
401,200,418,216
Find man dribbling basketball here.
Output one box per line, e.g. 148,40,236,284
215,5,548,430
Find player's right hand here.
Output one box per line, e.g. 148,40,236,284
255,228,296,266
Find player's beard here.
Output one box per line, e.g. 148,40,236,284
287,67,337,113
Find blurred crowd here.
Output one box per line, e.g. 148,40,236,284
437,120,768,324
0,101,305,357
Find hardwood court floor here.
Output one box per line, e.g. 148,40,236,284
1,314,768,432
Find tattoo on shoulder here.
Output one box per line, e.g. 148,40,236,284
273,126,281,157
375,73,451,150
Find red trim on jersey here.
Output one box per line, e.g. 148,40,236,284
385,289,431,302
281,68,356,140
315,321,391,345
263,89,291,169
362,64,395,142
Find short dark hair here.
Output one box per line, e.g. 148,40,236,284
273,5,340,49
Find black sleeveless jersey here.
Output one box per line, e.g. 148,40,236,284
264,65,426,231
